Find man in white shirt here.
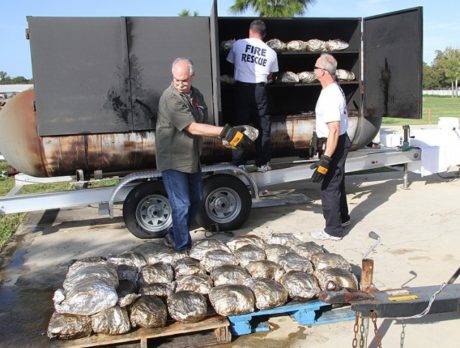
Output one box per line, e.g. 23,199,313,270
310,53,351,241
227,19,278,172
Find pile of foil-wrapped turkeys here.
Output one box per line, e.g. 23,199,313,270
48,233,358,340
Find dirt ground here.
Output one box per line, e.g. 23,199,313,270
0,169,459,347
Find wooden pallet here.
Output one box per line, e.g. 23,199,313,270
49,315,230,348
227,300,355,336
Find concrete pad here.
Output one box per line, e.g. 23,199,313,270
0,170,459,347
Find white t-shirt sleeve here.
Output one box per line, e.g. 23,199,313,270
226,47,235,64
268,50,279,73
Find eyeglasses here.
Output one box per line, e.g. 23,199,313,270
314,66,326,71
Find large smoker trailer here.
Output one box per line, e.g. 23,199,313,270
0,5,423,239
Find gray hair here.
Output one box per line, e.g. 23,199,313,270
318,53,337,76
171,57,195,75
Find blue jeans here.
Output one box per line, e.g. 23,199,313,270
162,169,203,251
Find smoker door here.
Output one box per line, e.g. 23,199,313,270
128,17,214,129
28,17,133,136
363,7,423,119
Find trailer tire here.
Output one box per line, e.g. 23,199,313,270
123,182,172,239
196,175,252,232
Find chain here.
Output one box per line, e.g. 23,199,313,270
370,310,383,348
359,315,366,348
400,322,406,348
352,312,367,348
352,312,359,348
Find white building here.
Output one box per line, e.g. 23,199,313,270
0,84,33,100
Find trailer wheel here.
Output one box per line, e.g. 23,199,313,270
123,182,171,239
196,175,252,231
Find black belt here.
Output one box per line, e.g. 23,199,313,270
236,81,266,86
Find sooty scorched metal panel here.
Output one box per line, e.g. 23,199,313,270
363,7,423,119
126,17,214,130
28,17,133,136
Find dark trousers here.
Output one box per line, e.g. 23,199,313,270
232,82,271,167
162,169,203,251
321,134,351,237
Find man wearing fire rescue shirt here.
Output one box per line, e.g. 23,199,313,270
227,19,278,173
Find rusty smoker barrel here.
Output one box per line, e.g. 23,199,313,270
0,89,378,177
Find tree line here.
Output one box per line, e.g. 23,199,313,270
423,48,460,92
0,71,33,85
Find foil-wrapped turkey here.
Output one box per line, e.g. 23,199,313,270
314,267,359,291
189,239,231,261
234,244,266,267
175,274,214,295
293,241,326,260
211,265,252,286
278,252,314,273
168,291,208,323
209,284,255,316
227,234,266,252
244,278,288,310
245,260,285,281
129,296,167,329
280,271,321,300
201,249,238,273
286,40,307,51
139,262,174,285
266,38,286,51
173,257,205,277
268,232,302,248
310,252,352,272
336,69,355,81
297,71,316,83
265,244,294,263
305,39,326,52
91,306,131,335
47,312,92,340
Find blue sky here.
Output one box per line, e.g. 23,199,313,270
2,0,459,78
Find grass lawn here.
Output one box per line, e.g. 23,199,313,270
0,161,24,249
382,95,460,126
0,160,117,250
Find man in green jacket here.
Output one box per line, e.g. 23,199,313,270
156,57,256,251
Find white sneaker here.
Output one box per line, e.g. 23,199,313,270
257,163,272,173
310,230,342,241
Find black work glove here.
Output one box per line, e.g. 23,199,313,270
310,155,331,183
220,124,258,150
